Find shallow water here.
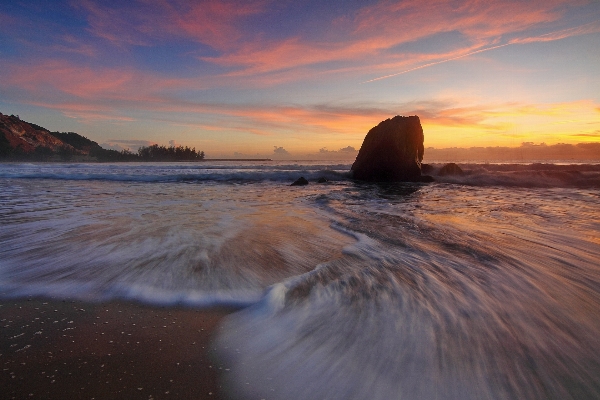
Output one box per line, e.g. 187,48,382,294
2,161,600,399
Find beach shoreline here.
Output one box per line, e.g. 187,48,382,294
1,298,236,399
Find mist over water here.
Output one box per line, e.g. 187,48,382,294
2,162,600,399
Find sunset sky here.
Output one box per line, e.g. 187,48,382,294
0,0,599,159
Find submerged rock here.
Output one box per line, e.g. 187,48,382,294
351,116,424,182
290,177,309,186
317,177,328,183
438,163,464,176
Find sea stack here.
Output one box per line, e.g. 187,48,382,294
351,115,424,182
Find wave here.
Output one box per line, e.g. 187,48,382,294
0,162,352,183
215,187,600,400
3,157,600,399
2,161,600,187
0,280,261,308
428,163,600,188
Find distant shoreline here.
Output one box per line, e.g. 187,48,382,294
0,158,274,163
203,158,272,162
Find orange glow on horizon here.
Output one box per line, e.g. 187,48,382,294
1,0,598,157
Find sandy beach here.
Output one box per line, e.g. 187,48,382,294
0,298,235,399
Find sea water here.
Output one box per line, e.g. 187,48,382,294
1,161,600,399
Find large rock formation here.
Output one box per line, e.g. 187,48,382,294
0,112,107,159
0,113,67,153
351,115,424,182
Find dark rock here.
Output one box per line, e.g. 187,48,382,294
290,177,309,186
420,175,435,183
438,163,464,176
421,163,433,174
317,177,328,183
351,116,424,182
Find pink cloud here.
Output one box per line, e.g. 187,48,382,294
350,1,596,84
59,0,594,87
72,0,154,46
192,0,584,84
510,20,600,44
75,0,267,50
172,0,267,50
6,57,599,140
4,59,202,104
50,35,100,57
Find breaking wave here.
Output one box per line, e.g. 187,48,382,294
0,162,352,183
428,163,600,188
1,161,599,187
2,161,600,399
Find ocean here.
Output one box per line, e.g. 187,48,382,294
1,161,600,399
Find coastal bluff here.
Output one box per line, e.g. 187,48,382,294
0,112,70,154
351,115,424,182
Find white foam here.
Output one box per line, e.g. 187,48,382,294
0,161,352,183
429,163,600,188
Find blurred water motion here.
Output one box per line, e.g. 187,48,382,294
1,162,600,399
217,185,600,400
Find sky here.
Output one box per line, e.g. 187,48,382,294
0,0,599,159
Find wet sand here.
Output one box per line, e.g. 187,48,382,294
0,298,235,399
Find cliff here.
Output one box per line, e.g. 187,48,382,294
0,113,71,153
0,112,204,162
0,112,103,158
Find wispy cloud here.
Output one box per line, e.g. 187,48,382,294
206,0,573,78
49,35,99,57
3,59,203,107
62,0,587,84
362,19,600,83
4,54,597,135
75,0,267,50
361,43,514,83
1,0,598,152
571,131,600,138
15,69,599,144
510,20,600,44
173,0,267,50
73,0,172,47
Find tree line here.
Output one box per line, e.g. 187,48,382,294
1,114,206,162
0,129,205,162
136,144,205,161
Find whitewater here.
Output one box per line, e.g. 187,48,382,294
1,161,600,399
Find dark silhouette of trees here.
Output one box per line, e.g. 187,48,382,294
58,145,75,161
33,146,54,161
0,143,206,162
0,131,11,157
89,147,139,162
10,145,28,160
49,131,98,153
137,144,205,161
